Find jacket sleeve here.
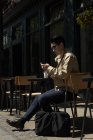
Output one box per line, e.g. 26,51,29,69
46,54,77,80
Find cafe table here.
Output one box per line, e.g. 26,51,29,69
27,77,52,107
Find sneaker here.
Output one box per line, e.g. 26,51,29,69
6,119,24,130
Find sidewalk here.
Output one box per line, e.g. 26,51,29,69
0,106,93,140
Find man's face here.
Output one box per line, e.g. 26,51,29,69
51,42,63,55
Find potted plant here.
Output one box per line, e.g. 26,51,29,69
76,7,93,27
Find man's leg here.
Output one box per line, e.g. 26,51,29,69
6,88,71,129
23,89,65,121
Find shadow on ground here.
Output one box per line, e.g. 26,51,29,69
70,116,93,137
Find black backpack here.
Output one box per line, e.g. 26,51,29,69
35,111,71,137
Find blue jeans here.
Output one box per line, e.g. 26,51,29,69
23,88,73,121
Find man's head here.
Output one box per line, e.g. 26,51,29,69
50,36,65,55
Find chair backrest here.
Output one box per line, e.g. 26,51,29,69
15,75,37,86
68,72,92,93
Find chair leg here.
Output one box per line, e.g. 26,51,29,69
10,93,13,115
15,94,18,114
74,101,77,117
80,103,88,140
18,93,21,115
6,95,9,111
89,105,92,118
70,102,77,117
26,95,30,110
1,93,5,110
72,100,76,138
80,91,89,140
70,102,73,116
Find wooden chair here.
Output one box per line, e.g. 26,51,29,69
0,77,15,114
80,77,93,140
14,75,42,114
68,72,93,137
28,77,52,108
0,75,42,115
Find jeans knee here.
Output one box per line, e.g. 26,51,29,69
37,95,45,106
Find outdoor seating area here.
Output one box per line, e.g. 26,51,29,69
0,104,93,140
0,1,93,140
0,73,93,140
0,75,50,114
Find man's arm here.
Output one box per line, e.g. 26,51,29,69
46,54,79,80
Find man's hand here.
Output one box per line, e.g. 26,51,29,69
40,63,49,71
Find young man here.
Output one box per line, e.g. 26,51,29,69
6,36,79,130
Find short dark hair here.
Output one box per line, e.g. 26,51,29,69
50,36,65,47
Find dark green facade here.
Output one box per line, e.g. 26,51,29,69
2,0,81,77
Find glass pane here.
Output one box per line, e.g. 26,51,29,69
29,32,40,75
50,21,64,38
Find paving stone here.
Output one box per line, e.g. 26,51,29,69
0,107,93,140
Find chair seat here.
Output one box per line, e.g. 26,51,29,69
31,92,41,96
21,92,41,96
21,93,29,96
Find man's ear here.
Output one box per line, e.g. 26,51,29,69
60,42,64,48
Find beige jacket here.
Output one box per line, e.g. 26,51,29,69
46,51,79,88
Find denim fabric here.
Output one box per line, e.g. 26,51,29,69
23,88,73,121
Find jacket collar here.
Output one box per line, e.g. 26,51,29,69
55,51,65,63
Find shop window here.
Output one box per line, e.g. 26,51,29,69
45,0,64,25
30,32,40,74
44,0,65,64
50,21,64,38
50,1,64,22
26,14,40,75
45,0,64,37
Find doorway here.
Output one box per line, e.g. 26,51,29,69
12,43,22,76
